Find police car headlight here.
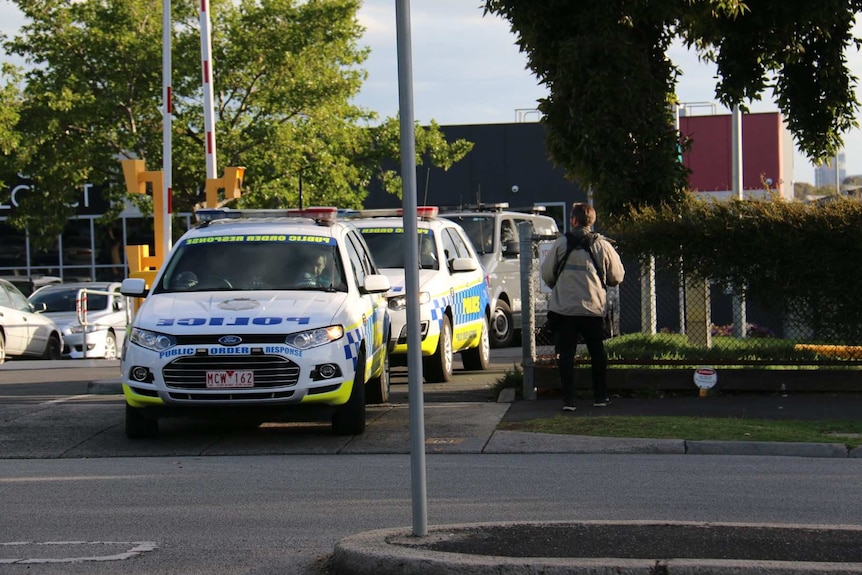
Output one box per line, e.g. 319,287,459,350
389,291,430,311
284,325,344,350
69,324,101,334
129,328,177,352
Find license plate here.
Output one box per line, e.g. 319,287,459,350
205,370,254,388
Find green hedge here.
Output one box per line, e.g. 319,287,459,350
609,195,862,342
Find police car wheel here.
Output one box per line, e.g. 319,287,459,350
490,300,515,348
332,352,367,435
462,315,490,371
366,344,390,404
424,316,453,383
125,404,159,439
0,332,6,364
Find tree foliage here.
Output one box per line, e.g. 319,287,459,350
0,0,472,246
483,0,862,221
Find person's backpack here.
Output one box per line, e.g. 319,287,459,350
552,232,614,339
553,232,600,283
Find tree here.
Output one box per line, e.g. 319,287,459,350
483,1,861,222
0,64,22,171
0,0,472,247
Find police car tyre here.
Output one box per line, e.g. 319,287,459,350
425,315,453,383
462,315,490,371
41,334,62,360
332,351,367,435
104,331,118,360
366,342,390,404
490,299,515,348
125,405,159,439
0,332,5,364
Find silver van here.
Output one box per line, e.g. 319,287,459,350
440,203,559,347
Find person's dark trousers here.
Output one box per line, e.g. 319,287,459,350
554,314,608,404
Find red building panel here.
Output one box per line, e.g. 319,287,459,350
680,112,783,192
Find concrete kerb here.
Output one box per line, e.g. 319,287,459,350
333,520,862,575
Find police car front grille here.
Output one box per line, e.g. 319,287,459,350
173,334,291,345
163,355,300,389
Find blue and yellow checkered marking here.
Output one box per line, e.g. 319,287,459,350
451,280,489,326
342,324,362,370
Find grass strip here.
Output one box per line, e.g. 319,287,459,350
499,416,862,448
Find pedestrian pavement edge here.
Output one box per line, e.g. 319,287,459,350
332,520,862,575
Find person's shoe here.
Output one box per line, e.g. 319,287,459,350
593,399,611,407
562,404,577,412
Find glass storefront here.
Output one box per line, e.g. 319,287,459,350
1,179,194,281
0,212,194,282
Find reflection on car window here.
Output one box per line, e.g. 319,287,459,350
359,230,438,270
30,289,108,312
443,216,493,255
155,240,348,293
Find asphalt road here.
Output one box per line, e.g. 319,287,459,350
3,354,862,574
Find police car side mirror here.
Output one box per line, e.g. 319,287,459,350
362,274,391,294
503,241,520,257
120,278,148,297
451,257,478,273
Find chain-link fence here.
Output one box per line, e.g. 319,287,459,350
522,226,862,368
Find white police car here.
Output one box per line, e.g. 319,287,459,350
440,203,559,347
119,207,391,438
349,207,491,382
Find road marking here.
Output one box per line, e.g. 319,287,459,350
0,541,157,564
425,438,464,445
45,395,92,404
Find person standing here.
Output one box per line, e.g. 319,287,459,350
541,203,625,411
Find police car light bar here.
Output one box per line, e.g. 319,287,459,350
194,207,338,224
286,206,339,225
346,208,403,218
449,202,509,213
342,207,438,220
416,206,439,219
194,208,292,223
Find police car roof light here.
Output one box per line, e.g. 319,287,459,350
344,208,402,218
416,206,439,219
447,202,509,213
286,206,339,225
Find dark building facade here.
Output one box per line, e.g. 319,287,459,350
364,122,588,233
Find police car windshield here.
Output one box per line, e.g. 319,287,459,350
154,239,347,293
441,216,493,256
360,230,439,270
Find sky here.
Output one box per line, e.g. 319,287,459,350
3,1,861,184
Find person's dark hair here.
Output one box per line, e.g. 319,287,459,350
570,203,596,228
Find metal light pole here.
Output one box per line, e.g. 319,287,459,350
731,104,746,338
162,0,172,253
199,0,217,181
395,0,428,537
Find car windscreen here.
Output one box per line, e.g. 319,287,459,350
30,289,108,312
153,236,348,293
440,216,493,256
359,229,438,270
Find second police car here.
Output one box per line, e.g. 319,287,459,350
119,207,391,438
349,207,491,382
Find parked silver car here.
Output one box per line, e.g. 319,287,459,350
29,282,127,359
0,278,63,363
